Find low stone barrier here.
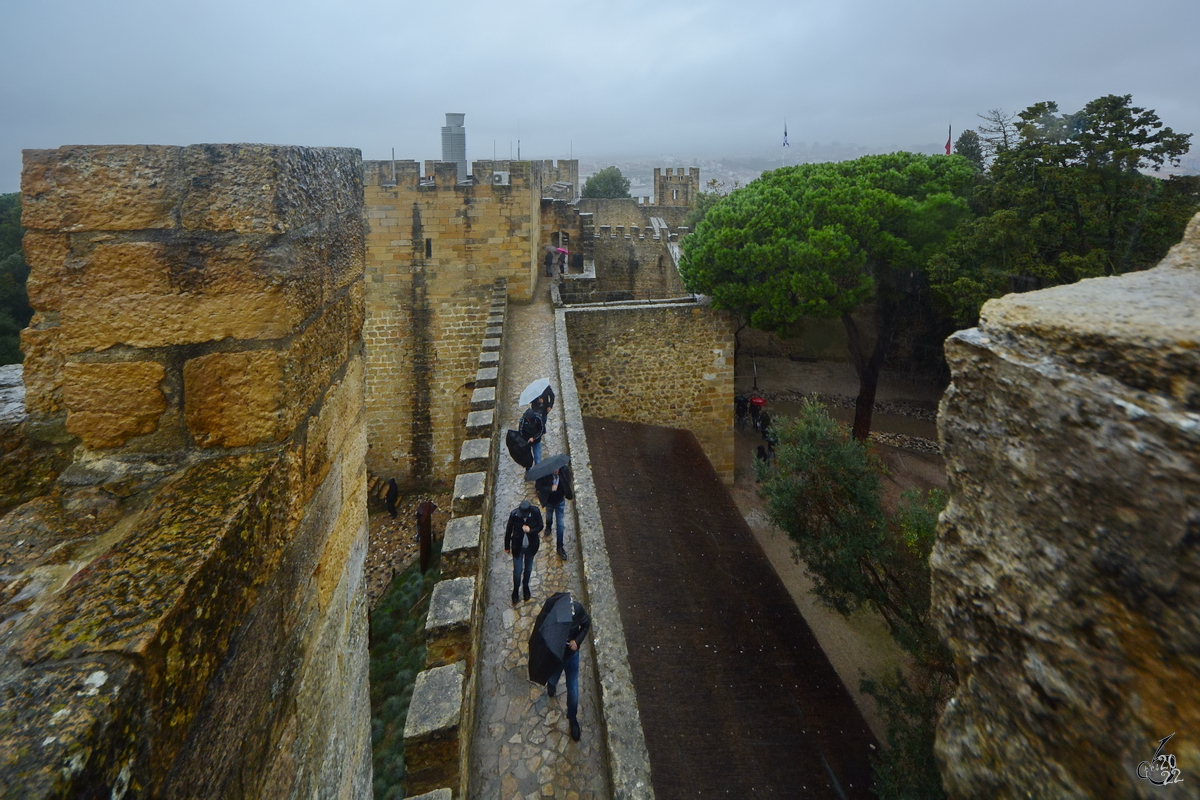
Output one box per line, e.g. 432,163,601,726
554,307,656,798
403,278,506,798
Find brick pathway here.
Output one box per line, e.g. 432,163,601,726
468,291,610,800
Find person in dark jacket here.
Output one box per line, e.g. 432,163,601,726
544,250,555,277
544,592,591,742
504,501,544,603
520,406,545,465
535,464,573,559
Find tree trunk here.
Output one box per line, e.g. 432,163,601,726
842,305,894,442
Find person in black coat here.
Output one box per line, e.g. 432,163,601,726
520,406,545,465
543,592,591,742
535,464,573,559
504,500,544,603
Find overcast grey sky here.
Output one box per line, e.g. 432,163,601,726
2,0,1198,193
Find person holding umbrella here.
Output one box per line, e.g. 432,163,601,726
556,247,568,275
544,248,555,277
504,500,544,604
518,378,554,465
532,456,573,559
528,592,591,742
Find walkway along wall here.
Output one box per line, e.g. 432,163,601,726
362,160,543,488
563,300,736,484
2,145,371,797
402,280,506,798
932,211,1200,797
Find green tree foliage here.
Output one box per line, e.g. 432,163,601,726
930,95,1199,326
953,130,985,172
0,193,32,365
757,401,952,799
580,166,631,198
680,152,975,439
683,177,740,231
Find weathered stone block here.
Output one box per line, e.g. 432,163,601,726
425,577,476,669
464,409,493,439
451,472,486,517
404,662,464,797
468,387,495,411
932,236,1200,799
21,145,183,232
441,515,482,580
481,337,500,352
458,438,489,474
183,350,286,448
63,361,167,449
180,144,362,235
475,366,498,388
19,324,63,419
59,240,314,351
22,231,68,311
478,351,499,367
485,325,502,338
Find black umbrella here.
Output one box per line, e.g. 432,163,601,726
528,592,574,685
524,454,569,482
505,429,534,469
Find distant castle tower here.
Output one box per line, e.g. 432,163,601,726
441,113,467,182
654,167,701,206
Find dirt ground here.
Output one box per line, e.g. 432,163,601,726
587,417,877,798
730,356,949,742
364,491,452,609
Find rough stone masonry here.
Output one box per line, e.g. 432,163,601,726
1,144,371,798
933,211,1200,798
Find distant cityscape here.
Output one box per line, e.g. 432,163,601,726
579,144,1200,200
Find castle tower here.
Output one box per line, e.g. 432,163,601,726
441,112,467,183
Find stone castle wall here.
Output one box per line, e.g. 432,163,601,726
2,144,370,797
591,233,686,299
362,159,542,487
932,212,1200,797
564,302,735,483
653,166,700,207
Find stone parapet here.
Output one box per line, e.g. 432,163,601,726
932,212,1200,798
2,144,370,797
404,278,507,799
425,576,477,669
554,306,656,798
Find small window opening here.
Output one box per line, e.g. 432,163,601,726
425,238,432,258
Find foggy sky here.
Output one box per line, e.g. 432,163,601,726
2,0,1198,193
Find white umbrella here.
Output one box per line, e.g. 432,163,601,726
519,378,552,406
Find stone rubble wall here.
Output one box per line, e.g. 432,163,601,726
403,280,507,798
932,211,1200,798
362,160,540,487
1,144,370,798
564,302,736,484
589,232,687,300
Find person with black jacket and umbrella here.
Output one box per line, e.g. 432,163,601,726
535,462,573,560
504,501,544,604
529,592,591,742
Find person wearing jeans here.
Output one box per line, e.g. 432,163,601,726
504,501,543,604
544,593,591,742
535,464,573,560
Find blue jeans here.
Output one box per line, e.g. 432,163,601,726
512,546,534,594
531,439,542,465
547,648,580,722
545,498,565,549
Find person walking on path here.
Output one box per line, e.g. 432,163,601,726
556,249,568,275
520,404,546,465
540,592,591,742
504,501,544,603
535,463,574,560
544,250,555,277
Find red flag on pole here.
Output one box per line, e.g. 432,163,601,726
945,124,952,155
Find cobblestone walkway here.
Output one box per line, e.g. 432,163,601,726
468,290,611,800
